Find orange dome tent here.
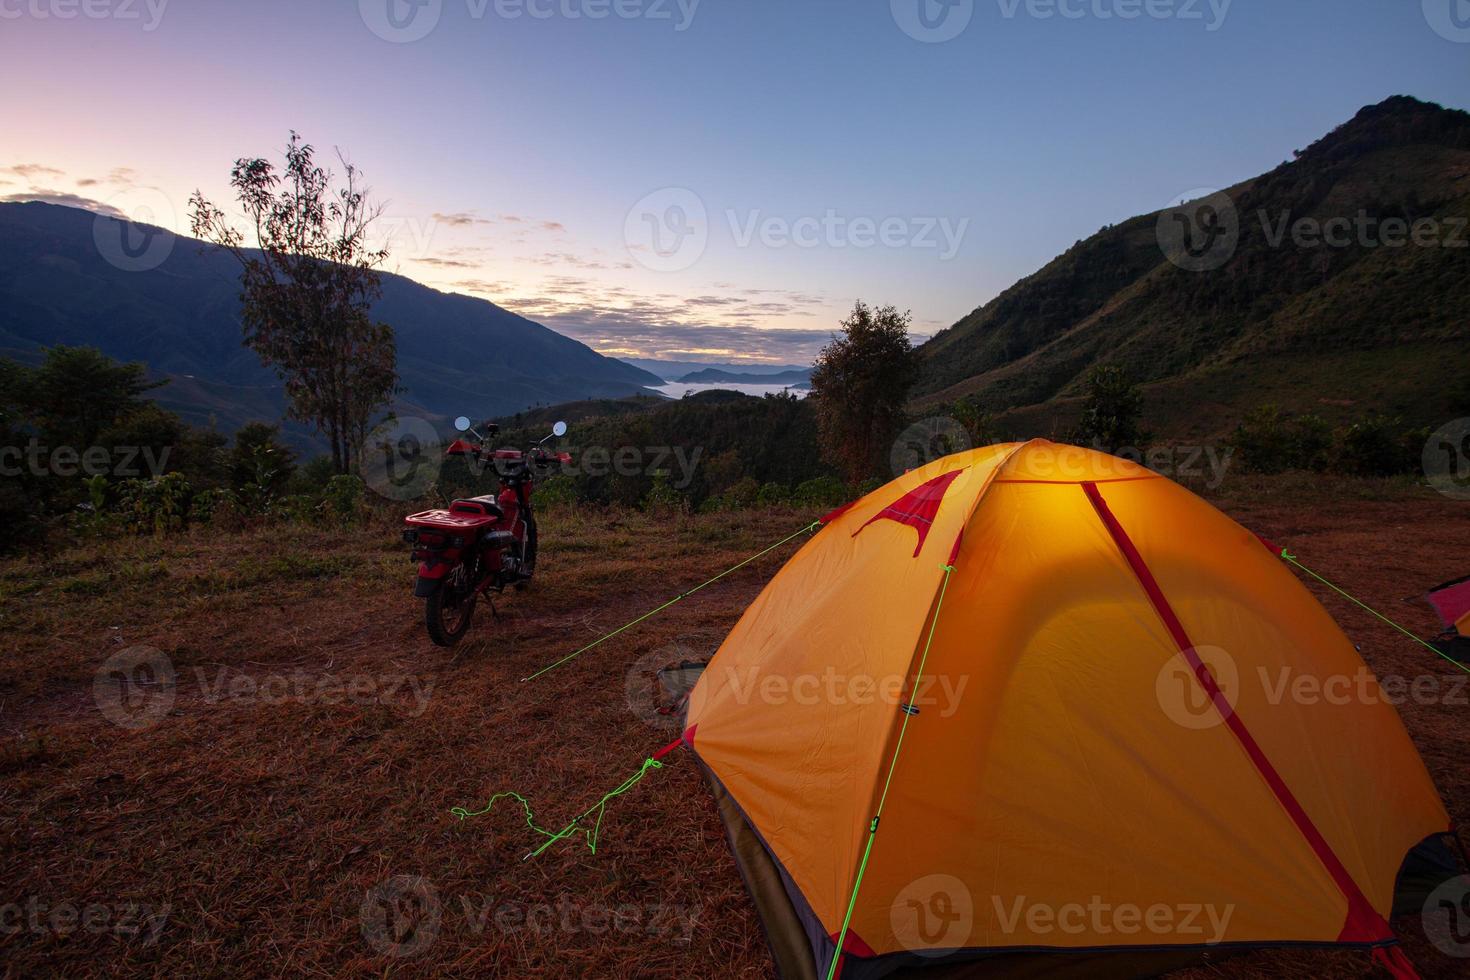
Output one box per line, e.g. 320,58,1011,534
681,441,1454,979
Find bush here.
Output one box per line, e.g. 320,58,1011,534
1233,406,1341,473
791,476,848,509
1293,414,1334,472
722,477,760,509
1232,405,1293,474
189,487,236,525
320,474,366,524
1076,365,1145,452
641,472,687,514
533,474,578,509
1338,414,1410,476
288,455,338,494
755,482,790,507
117,473,193,534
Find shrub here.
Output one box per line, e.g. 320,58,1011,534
117,473,193,534
189,487,236,525
641,472,687,514
755,482,790,507
1076,365,1145,452
533,474,579,509
288,455,338,494
320,474,366,524
722,477,760,509
1232,405,1293,474
791,476,848,509
1293,414,1334,472
1338,414,1409,476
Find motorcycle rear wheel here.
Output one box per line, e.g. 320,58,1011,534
425,568,477,647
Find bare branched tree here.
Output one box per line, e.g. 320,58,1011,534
190,132,398,473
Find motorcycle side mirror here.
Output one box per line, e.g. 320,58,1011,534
454,416,472,432
552,421,568,437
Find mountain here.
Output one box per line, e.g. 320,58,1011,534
914,96,1470,438
676,367,811,386
0,201,661,449
621,358,811,381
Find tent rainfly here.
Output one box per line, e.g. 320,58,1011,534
680,441,1457,980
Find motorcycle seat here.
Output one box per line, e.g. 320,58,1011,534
449,495,504,517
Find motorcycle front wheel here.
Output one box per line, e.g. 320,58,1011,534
425,566,477,647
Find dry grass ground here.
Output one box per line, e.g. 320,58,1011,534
1,476,1467,978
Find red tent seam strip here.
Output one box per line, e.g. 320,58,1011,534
1080,480,1393,946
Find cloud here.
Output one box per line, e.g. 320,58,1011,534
451,278,516,295
542,310,834,363
431,211,492,227
413,256,477,268
3,164,64,180
523,251,634,272
0,190,127,218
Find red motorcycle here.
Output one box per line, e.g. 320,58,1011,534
402,419,571,646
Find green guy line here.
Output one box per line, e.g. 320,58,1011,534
1281,549,1469,676
520,520,821,683
451,755,668,859
825,562,955,980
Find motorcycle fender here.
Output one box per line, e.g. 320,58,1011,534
415,561,450,597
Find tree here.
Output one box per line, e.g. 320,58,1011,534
1076,365,1145,453
13,346,163,448
228,422,296,494
190,133,398,473
809,302,916,484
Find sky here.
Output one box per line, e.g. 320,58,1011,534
2,0,1467,365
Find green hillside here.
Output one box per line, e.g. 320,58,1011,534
915,96,1470,436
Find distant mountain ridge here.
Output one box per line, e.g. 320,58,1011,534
676,367,811,386
623,358,812,382
0,201,661,448
914,96,1470,437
